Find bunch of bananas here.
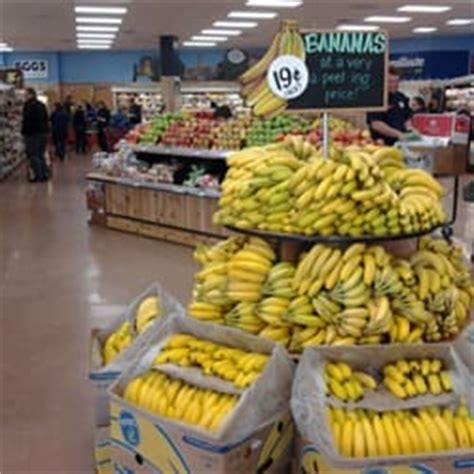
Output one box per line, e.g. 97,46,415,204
383,358,453,399
102,295,161,365
189,237,473,351
240,20,305,117
188,236,277,325
153,333,269,389
123,369,239,432
325,362,377,403
327,403,474,458
215,140,447,238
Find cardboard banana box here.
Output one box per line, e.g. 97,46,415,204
89,282,184,426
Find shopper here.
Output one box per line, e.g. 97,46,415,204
96,101,111,152
50,102,69,161
111,107,131,132
128,97,142,126
367,66,412,145
22,88,50,182
411,96,427,114
73,104,88,154
85,102,97,126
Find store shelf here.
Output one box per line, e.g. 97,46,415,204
130,144,230,161
87,172,221,199
225,224,445,245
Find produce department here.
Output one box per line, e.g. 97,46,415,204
1,1,473,473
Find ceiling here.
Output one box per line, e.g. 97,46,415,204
1,0,473,51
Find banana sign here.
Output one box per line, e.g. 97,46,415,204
240,22,388,116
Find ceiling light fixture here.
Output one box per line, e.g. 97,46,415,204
76,33,116,39
0,45,13,52
336,24,380,31
75,17,123,24
0,42,8,47
413,26,437,33
364,16,412,23
202,29,242,36
76,26,120,32
74,6,128,15
77,39,114,44
191,36,229,42
398,5,451,13
228,11,278,19
182,41,217,47
77,44,111,49
446,18,473,25
213,21,258,28
246,0,303,7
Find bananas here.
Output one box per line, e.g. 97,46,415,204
102,295,162,365
188,236,473,352
383,358,453,399
123,369,240,432
328,404,474,458
215,138,447,238
325,362,377,402
240,21,305,118
154,334,269,389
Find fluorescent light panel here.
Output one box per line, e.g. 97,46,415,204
413,27,437,32
183,41,217,47
77,39,114,44
213,21,257,28
447,18,473,25
0,46,13,52
202,29,241,36
398,5,451,13
74,6,127,15
0,42,8,47
337,24,380,31
246,0,303,7
228,11,277,19
76,25,119,32
76,33,116,39
78,44,111,49
191,36,228,42
75,17,122,24
365,16,412,23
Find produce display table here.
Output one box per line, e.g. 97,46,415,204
86,172,227,247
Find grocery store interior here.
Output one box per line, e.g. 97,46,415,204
1,1,474,473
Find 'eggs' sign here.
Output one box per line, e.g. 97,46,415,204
13,59,48,79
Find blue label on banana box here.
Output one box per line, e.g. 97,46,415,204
119,411,140,447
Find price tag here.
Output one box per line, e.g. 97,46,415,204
267,55,309,100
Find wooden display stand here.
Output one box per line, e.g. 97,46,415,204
87,174,227,247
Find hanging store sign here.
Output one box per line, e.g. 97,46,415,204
13,59,48,79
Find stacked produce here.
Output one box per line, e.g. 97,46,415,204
102,295,161,364
137,113,183,144
123,369,239,432
383,358,453,399
240,20,305,117
327,404,474,457
212,117,252,150
154,333,269,389
325,362,377,402
188,236,473,351
160,117,221,149
246,115,311,147
214,139,447,237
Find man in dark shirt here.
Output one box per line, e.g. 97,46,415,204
96,101,111,152
22,88,50,182
367,66,412,145
128,98,142,126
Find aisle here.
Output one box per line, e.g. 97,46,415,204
0,156,195,473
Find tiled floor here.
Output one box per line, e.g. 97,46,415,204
0,157,195,473
0,156,472,473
